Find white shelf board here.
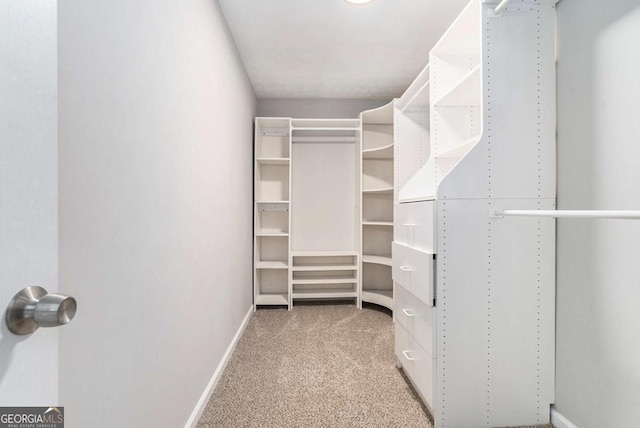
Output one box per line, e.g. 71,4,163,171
256,158,290,166
362,221,393,227
433,65,481,107
292,264,357,271
255,293,289,306
362,255,392,266
256,200,289,204
362,187,393,194
292,289,357,299
257,117,290,129
256,261,289,269
363,143,394,159
292,278,357,285
361,289,393,310
291,127,360,132
291,250,357,257
256,232,289,237
292,136,357,143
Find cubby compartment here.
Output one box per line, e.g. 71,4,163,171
362,192,393,223
255,269,288,306
256,203,289,235
256,164,289,202
362,159,393,192
256,118,290,160
362,225,392,259
256,236,288,264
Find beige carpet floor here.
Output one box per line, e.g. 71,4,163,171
197,303,553,428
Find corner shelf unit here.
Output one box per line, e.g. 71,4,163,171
392,1,557,427
360,101,395,311
254,118,291,309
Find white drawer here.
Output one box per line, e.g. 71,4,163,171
394,201,436,253
395,322,435,411
392,241,434,306
394,284,436,358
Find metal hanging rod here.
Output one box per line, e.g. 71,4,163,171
491,210,640,220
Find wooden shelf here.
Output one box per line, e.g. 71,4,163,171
362,187,393,194
291,250,357,257
256,261,288,269
362,221,393,227
256,158,290,166
292,278,357,285
256,232,288,237
362,289,393,310
363,144,394,160
292,264,357,272
292,289,357,299
362,255,392,266
255,293,288,306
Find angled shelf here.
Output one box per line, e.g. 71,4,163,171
362,255,392,266
433,65,481,107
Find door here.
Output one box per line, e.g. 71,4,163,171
0,0,60,406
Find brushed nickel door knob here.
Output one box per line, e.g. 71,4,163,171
5,286,77,335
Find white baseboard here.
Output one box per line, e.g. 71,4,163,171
551,407,579,428
185,305,253,428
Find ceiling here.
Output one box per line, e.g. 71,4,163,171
217,0,470,99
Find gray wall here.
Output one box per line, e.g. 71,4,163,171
556,1,640,427
57,0,256,426
258,98,391,118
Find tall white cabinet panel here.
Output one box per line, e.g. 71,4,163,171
254,118,291,309
393,1,557,427
360,102,395,310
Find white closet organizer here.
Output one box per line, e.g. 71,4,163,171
393,1,556,427
254,118,291,307
360,101,395,310
254,118,362,310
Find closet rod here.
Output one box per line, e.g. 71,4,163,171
493,0,512,14
491,210,640,220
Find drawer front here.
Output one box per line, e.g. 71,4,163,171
392,242,434,306
394,201,436,253
394,284,436,358
395,323,435,410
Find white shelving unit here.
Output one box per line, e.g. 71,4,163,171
360,101,395,311
254,119,291,309
392,1,557,427
291,251,359,301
